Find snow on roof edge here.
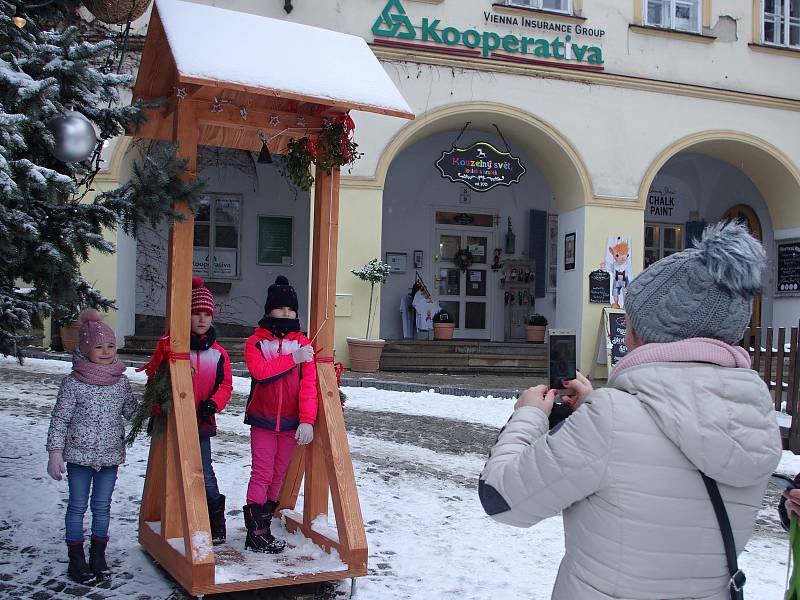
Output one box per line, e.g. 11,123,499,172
153,0,413,117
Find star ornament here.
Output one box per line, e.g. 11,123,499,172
174,87,187,100
269,114,280,126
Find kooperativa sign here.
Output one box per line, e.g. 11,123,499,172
435,142,526,192
372,0,604,70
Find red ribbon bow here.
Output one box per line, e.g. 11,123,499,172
136,334,190,379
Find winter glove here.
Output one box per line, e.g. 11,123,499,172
292,346,314,364
47,450,66,481
198,399,218,418
295,423,314,445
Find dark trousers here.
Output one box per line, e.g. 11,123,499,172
199,435,222,503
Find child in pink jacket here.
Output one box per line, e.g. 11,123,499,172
190,277,232,545
242,276,317,553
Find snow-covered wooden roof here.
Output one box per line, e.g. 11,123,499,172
135,0,413,119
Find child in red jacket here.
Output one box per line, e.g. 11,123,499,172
190,277,232,545
242,276,317,553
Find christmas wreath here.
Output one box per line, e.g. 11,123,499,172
453,248,474,270
280,114,363,191
125,336,178,446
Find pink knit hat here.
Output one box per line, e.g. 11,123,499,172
78,308,116,355
191,277,215,315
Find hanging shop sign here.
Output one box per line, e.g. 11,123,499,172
647,186,677,217
371,0,605,71
435,142,525,192
589,269,611,303
777,239,800,296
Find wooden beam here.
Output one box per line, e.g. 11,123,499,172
133,6,178,102
193,101,325,131
317,362,368,569
139,434,165,524
277,445,306,513
177,73,415,120
164,100,215,570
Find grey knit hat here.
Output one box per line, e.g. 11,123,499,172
624,221,766,345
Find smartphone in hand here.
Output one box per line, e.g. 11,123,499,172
549,329,577,391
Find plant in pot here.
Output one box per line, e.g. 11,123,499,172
526,313,548,343
55,307,81,352
347,258,391,372
432,310,454,341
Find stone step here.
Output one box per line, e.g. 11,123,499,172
378,363,548,375
383,340,548,356
379,351,546,370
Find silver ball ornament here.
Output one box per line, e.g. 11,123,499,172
48,110,97,163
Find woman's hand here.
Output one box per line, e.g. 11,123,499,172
295,423,314,445
785,489,800,520
562,371,593,411
515,385,558,416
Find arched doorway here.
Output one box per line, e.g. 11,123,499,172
723,203,763,328
375,103,592,346
639,131,800,331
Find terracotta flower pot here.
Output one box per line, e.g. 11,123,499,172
60,321,81,352
526,325,546,343
346,337,386,373
433,323,455,341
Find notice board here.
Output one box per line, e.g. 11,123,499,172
596,308,628,371
257,216,293,265
777,239,800,296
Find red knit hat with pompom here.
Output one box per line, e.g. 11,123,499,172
191,277,215,316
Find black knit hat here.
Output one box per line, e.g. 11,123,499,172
264,276,299,314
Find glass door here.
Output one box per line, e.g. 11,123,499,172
435,228,492,339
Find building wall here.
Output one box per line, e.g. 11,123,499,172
135,149,312,332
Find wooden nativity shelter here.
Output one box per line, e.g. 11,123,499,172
130,0,413,595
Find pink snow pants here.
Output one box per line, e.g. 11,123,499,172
246,427,297,505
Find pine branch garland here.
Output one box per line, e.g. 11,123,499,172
125,363,172,446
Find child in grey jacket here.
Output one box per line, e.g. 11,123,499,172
46,309,138,584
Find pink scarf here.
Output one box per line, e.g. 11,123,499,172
611,337,751,378
72,353,127,386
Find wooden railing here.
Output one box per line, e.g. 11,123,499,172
741,324,800,453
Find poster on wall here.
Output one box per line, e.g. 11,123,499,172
386,252,407,274
257,216,293,265
435,142,525,192
604,236,632,309
589,269,611,303
647,186,678,218
564,232,576,271
777,240,800,296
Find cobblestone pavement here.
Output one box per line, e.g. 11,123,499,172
0,366,787,599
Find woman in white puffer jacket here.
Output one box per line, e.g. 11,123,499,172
480,222,782,600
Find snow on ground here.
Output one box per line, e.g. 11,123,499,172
0,357,795,599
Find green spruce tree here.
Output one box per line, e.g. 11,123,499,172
0,1,201,360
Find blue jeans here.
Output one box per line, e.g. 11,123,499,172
65,463,118,543
199,436,222,503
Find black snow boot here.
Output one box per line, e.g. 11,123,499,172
208,495,226,546
243,503,286,554
67,542,93,584
88,537,110,580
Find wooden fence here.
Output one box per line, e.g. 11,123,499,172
742,324,800,453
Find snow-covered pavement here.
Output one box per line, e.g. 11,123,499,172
0,357,795,599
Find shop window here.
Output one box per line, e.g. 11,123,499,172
193,193,242,279
644,223,684,269
505,0,572,15
762,0,800,48
643,0,702,33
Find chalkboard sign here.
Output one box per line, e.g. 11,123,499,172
435,142,525,193
603,308,628,370
777,240,800,296
257,216,293,265
589,270,611,303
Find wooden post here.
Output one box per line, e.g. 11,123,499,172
302,167,341,524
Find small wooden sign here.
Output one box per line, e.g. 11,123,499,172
589,269,611,303
777,239,800,296
604,308,628,370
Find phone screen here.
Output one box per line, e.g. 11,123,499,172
549,334,577,390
